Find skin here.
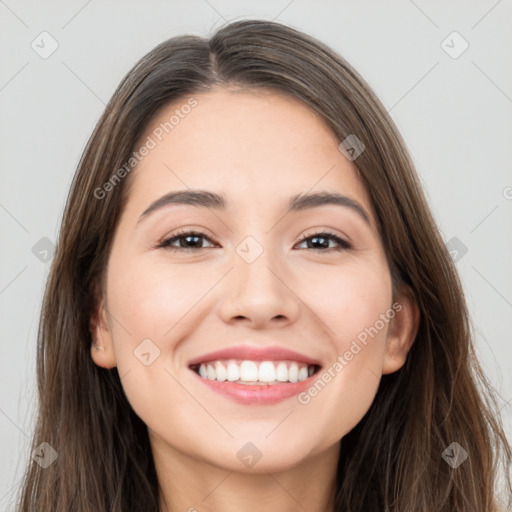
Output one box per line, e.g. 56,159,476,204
90,86,419,512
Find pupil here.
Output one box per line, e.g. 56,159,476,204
311,236,327,248
184,235,200,247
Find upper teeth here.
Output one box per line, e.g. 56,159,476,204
196,360,315,384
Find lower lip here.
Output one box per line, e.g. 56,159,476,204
191,370,317,405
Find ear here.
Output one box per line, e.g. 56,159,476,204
89,281,117,369
381,286,420,375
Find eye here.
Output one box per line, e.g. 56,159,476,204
156,229,352,252
295,231,351,251
156,230,217,251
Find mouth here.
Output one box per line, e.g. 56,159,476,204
189,359,322,385
187,345,323,404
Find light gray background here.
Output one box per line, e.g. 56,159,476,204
1,0,511,508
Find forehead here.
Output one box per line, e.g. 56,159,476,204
125,86,373,221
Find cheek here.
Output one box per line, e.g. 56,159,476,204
299,256,392,341
108,257,217,342
104,260,208,429
295,260,392,433
104,256,223,408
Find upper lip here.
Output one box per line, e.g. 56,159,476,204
188,345,322,367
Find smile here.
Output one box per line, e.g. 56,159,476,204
190,359,319,385
187,344,323,404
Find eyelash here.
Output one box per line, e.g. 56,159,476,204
156,229,352,252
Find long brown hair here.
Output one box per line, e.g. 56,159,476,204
16,19,511,511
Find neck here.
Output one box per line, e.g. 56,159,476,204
151,434,339,512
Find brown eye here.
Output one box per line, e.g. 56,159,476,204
295,232,351,251
156,230,351,252
157,230,216,251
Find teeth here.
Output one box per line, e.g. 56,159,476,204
258,361,276,382
288,362,299,383
240,360,258,381
226,361,240,381
276,362,288,382
195,359,316,384
215,361,227,382
206,364,216,380
298,366,309,381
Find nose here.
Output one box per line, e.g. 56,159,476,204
218,246,300,330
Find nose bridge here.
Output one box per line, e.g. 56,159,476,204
218,233,299,326
235,235,284,300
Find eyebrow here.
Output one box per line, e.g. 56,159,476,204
137,189,371,226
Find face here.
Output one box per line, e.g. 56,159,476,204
91,86,418,473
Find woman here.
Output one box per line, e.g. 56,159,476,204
16,18,511,511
